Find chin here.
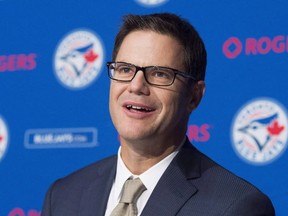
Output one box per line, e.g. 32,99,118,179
119,132,151,143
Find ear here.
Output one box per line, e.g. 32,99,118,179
187,80,205,113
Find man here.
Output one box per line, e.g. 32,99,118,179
42,13,275,215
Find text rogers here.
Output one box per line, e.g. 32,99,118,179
222,35,288,59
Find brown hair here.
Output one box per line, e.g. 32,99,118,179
112,13,207,81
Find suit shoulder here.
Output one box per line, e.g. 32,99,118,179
42,155,117,215
196,148,263,194
53,155,116,189
194,149,274,211
184,144,259,190
179,144,275,214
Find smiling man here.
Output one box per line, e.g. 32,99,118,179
42,13,275,216
108,29,201,175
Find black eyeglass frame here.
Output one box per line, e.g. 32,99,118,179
107,61,197,86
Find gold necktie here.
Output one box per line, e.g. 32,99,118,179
110,178,146,216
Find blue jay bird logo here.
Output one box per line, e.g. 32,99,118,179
0,116,9,162
232,98,288,165
54,30,104,89
60,43,98,77
135,0,169,7
237,113,284,151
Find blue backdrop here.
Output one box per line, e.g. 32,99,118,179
1,0,287,215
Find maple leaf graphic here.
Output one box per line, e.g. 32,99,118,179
84,50,98,62
267,120,285,135
0,135,3,142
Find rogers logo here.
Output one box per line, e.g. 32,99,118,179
0,53,37,72
223,35,288,59
187,124,211,142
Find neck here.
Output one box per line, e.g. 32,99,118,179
119,136,185,175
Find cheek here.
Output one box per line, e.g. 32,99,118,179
109,84,119,114
109,83,128,115
166,94,190,117
159,93,181,114
109,82,124,100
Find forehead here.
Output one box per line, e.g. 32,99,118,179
116,30,184,69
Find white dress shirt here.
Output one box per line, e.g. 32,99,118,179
104,139,185,216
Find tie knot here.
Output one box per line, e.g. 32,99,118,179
120,178,146,204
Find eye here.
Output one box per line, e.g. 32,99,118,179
151,69,173,79
154,71,166,77
116,65,134,74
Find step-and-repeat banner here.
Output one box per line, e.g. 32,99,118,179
1,0,287,215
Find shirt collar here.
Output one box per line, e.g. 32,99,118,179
113,147,134,200
114,137,186,200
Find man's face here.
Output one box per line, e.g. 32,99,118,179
109,30,199,144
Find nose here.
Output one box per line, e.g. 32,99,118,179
128,70,150,95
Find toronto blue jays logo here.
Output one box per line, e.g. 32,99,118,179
0,116,8,162
54,30,104,89
135,0,169,7
231,98,288,165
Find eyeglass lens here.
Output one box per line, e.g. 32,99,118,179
109,62,175,86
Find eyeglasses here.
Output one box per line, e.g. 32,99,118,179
107,61,197,86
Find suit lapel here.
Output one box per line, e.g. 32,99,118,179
141,139,201,216
79,157,117,216
75,140,202,216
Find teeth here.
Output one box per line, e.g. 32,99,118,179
126,105,152,112
132,105,143,110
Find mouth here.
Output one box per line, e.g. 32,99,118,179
125,104,155,113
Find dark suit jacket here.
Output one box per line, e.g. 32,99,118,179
41,139,275,216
